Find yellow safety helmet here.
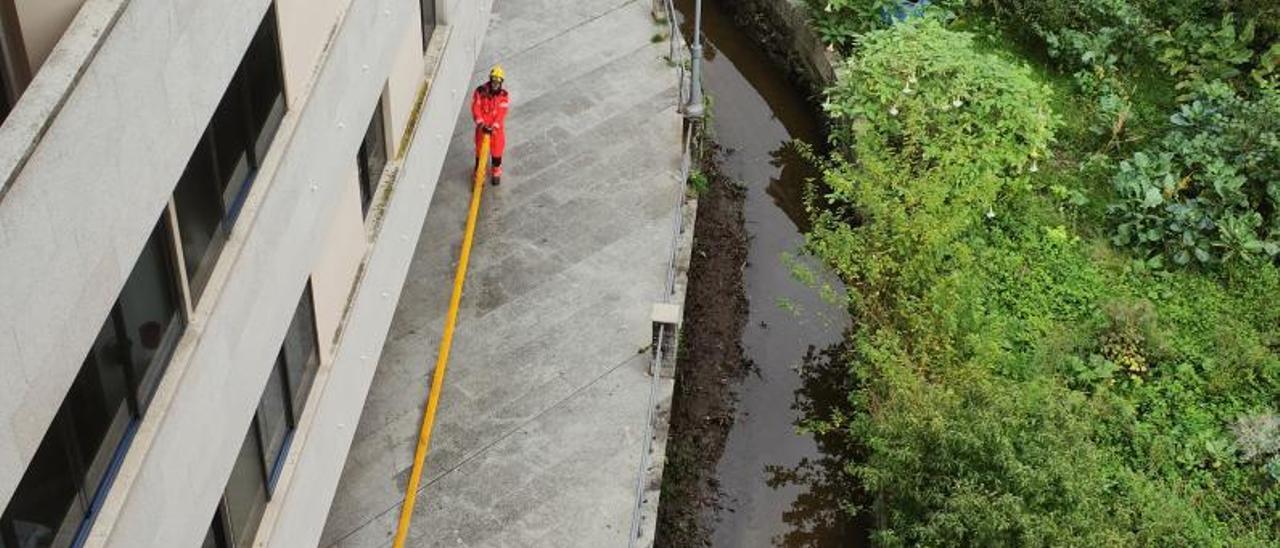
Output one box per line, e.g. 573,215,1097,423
489,65,505,81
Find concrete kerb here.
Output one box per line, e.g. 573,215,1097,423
633,187,696,548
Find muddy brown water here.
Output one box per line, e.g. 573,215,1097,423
673,1,857,546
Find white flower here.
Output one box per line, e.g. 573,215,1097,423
1029,160,1039,173
908,75,918,84
952,98,963,108
902,85,913,95
889,105,899,116
986,208,996,219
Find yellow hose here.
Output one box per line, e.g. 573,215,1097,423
392,135,490,547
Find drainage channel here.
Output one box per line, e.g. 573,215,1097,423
671,1,856,546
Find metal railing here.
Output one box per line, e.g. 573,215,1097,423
627,0,702,545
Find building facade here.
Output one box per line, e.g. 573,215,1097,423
0,0,493,546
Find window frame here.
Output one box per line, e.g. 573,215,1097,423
202,502,232,548
206,282,320,546
356,95,389,217
0,216,187,548
172,4,288,305
253,354,297,494
223,425,268,548
0,0,31,124
420,0,437,51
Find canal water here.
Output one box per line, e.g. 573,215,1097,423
673,1,855,546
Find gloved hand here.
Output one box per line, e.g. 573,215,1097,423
480,123,494,133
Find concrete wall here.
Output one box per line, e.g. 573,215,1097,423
263,2,494,545
275,0,348,101
14,0,87,70
0,0,492,545
0,0,278,512
312,165,366,361
731,0,837,95
88,0,427,544
385,5,425,151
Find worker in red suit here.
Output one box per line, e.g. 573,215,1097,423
472,65,510,185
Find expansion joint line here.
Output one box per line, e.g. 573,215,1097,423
391,135,491,547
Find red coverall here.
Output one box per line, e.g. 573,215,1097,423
471,82,510,177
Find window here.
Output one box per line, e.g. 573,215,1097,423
256,357,291,488
224,427,267,548
0,0,31,125
173,5,286,303
205,285,320,547
0,66,10,123
1,218,185,548
201,507,230,548
356,97,388,217
420,0,436,50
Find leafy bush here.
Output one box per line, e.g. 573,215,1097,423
1152,13,1274,95
1096,298,1165,379
801,6,1280,545
803,0,965,50
857,363,1230,546
810,20,1056,380
1233,412,1280,463
1108,82,1280,266
819,16,1054,242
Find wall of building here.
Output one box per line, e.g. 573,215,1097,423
89,0,421,544
386,10,425,150
312,165,365,362
263,2,495,544
0,0,493,545
13,0,87,70
275,0,347,102
0,0,277,512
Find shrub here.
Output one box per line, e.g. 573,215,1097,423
820,16,1055,215
1232,412,1280,463
804,7,1280,545
804,1,967,49
812,17,1055,339
1152,13,1271,96
1108,81,1280,266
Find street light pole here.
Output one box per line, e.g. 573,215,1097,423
684,0,705,119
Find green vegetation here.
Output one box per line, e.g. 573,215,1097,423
688,169,711,195
798,1,1280,545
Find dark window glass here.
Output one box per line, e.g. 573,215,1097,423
356,101,388,216
204,283,319,547
200,525,216,548
173,5,286,304
225,428,267,548
256,357,292,489
66,329,132,511
173,136,228,301
246,8,285,162
0,73,10,125
115,219,185,408
420,0,436,49
1,218,185,548
202,499,231,548
281,286,319,414
0,408,84,548
210,69,253,218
